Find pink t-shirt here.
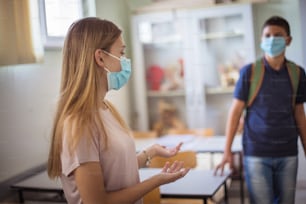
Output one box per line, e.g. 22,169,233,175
60,108,142,204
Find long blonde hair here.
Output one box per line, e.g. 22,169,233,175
47,18,124,179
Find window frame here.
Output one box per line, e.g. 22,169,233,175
38,0,95,49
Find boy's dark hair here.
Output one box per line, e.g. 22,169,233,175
262,16,291,36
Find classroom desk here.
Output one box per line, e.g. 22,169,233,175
10,171,63,203
135,135,245,204
140,168,231,204
11,169,230,204
135,134,242,153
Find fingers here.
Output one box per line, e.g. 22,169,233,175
214,164,224,176
162,161,185,174
164,161,183,173
180,167,190,177
176,142,183,150
170,161,183,172
161,161,170,173
159,161,190,184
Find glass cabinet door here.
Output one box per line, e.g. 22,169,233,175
187,4,255,131
193,4,255,92
131,4,255,132
132,12,186,130
200,14,245,88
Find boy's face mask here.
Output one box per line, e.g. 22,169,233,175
103,51,132,90
260,36,286,57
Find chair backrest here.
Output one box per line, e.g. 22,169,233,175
167,128,194,135
132,130,158,139
143,187,161,204
149,151,197,168
167,128,214,137
192,128,214,137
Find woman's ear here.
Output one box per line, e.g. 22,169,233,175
94,49,105,67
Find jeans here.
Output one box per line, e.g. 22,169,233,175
243,155,298,204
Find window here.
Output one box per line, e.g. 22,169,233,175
0,0,44,65
38,0,96,49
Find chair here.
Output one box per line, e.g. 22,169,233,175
149,151,197,168
167,128,214,137
167,128,194,135
143,181,209,204
132,130,158,139
143,187,161,204
148,151,214,204
192,128,214,137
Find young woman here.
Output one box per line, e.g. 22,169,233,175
47,17,189,204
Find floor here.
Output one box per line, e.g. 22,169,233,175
1,153,305,204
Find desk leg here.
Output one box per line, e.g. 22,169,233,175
203,198,207,204
224,181,228,204
210,153,214,169
239,152,244,204
18,190,24,203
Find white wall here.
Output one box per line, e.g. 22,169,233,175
252,0,303,65
94,0,132,125
0,0,305,182
0,51,61,181
299,0,306,68
0,0,133,182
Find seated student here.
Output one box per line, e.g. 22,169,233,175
153,100,186,137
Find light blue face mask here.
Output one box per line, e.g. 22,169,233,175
103,51,132,90
260,36,286,57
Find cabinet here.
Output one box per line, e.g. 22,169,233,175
131,3,255,133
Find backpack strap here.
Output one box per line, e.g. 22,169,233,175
247,58,300,108
247,58,265,107
286,60,300,107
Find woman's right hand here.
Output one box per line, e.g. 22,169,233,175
154,160,190,185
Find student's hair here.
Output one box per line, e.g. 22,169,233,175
48,17,127,179
262,16,291,36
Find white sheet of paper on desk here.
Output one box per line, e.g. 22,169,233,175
156,134,195,147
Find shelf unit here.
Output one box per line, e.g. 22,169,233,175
131,3,256,133
200,31,244,40
147,90,185,97
206,86,235,94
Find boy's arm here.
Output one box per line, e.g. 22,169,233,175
295,103,306,156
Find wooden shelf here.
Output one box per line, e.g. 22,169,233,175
201,31,244,40
147,90,185,97
142,35,182,45
206,86,234,94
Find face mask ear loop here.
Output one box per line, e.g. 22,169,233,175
104,66,111,73
102,50,121,61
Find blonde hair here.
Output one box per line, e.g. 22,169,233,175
48,18,126,179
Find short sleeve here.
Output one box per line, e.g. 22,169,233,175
296,67,306,104
233,63,252,102
61,123,100,177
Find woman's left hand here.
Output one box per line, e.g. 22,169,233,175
151,142,183,158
